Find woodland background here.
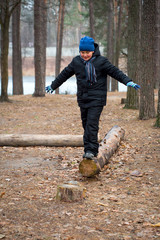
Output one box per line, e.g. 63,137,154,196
0,0,160,124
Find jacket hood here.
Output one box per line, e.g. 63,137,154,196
93,43,101,57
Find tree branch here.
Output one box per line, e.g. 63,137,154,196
9,0,21,18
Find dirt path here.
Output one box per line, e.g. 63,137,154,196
0,93,160,240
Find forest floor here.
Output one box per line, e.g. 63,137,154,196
0,92,160,240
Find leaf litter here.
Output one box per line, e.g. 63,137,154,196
0,92,159,240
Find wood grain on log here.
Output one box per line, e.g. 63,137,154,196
79,125,125,177
56,181,86,202
0,134,84,147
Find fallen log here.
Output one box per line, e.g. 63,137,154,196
0,134,84,147
79,125,125,177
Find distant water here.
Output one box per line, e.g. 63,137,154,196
0,76,127,95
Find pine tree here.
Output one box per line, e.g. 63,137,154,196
33,0,47,97
125,0,140,109
139,0,156,119
12,0,23,95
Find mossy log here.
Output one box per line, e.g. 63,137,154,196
0,134,84,147
79,125,125,177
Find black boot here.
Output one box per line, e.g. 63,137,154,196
85,152,94,160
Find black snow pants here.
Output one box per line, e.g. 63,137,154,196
80,106,103,156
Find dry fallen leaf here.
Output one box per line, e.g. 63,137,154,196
130,170,143,177
0,192,5,198
151,222,160,227
97,202,109,207
0,234,5,239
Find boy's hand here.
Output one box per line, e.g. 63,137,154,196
45,85,54,93
127,81,140,90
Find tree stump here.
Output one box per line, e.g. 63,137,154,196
56,181,86,202
79,125,125,177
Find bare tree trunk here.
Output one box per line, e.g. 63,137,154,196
1,18,10,101
107,0,114,92
12,0,23,95
112,0,123,91
0,0,21,102
77,0,82,42
33,0,47,97
137,0,142,92
111,0,118,92
125,0,140,109
155,0,160,89
0,2,10,101
88,0,95,39
55,0,65,95
115,0,123,68
139,0,156,119
155,0,160,127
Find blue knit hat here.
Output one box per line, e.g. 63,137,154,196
79,36,95,51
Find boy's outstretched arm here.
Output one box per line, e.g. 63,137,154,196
104,58,141,90
45,60,75,94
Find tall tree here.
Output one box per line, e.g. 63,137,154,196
0,0,21,101
125,0,140,109
77,0,82,41
112,0,123,91
155,0,160,127
33,0,47,97
55,0,65,94
114,0,123,68
88,0,95,38
107,0,114,91
139,0,156,119
155,0,160,89
12,0,23,95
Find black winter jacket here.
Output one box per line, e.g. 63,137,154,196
51,43,132,108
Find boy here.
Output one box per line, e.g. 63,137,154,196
46,36,140,160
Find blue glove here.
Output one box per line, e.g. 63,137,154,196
127,81,140,90
45,85,54,93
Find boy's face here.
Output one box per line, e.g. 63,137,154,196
80,51,94,61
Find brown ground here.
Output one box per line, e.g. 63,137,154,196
0,92,160,240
